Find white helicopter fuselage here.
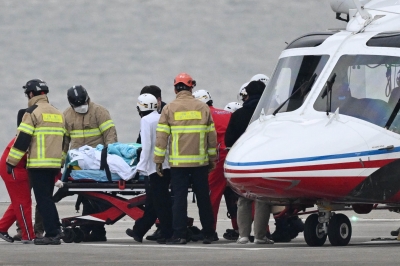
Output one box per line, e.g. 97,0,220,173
225,0,400,206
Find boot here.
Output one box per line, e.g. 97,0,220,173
391,227,400,236
145,228,162,241
287,216,304,239
223,229,239,240
13,229,22,241
271,218,291,242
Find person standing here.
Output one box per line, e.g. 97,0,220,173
225,80,274,245
192,89,239,239
154,73,217,244
126,93,173,243
6,79,65,245
63,85,118,242
0,109,35,244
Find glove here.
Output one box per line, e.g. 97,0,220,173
54,180,64,188
156,163,164,177
6,163,14,175
208,161,216,173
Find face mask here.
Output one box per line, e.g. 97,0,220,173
74,104,89,114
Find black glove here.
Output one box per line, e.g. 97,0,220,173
6,163,14,175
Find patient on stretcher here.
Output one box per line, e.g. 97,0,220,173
62,143,142,182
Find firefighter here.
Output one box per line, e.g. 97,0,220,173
154,73,217,244
7,79,65,245
63,85,118,242
192,89,238,240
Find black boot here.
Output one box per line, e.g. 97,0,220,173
146,228,162,241
271,218,291,242
287,216,304,240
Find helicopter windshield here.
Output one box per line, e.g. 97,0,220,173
252,55,329,121
313,55,400,131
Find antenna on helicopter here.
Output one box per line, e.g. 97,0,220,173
330,0,372,21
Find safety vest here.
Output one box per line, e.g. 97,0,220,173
154,90,217,167
7,95,65,169
63,100,118,159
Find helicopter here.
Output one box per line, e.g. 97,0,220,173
224,0,400,247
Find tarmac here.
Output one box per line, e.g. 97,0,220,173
1,199,400,266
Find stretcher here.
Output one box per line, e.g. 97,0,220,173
53,179,147,243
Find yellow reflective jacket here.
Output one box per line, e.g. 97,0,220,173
63,100,118,158
154,90,217,167
7,95,65,169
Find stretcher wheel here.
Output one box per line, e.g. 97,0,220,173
327,213,352,246
73,228,84,243
304,213,327,246
62,228,76,243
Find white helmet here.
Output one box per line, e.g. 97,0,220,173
237,82,249,102
224,102,242,113
250,74,270,85
193,89,212,104
137,93,158,112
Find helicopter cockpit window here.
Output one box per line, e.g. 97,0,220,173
313,55,400,131
252,55,329,120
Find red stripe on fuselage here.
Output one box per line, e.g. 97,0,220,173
225,158,395,174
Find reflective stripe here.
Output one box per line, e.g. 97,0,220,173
154,146,166,157
18,123,34,135
37,133,45,159
33,127,65,136
27,158,62,167
169,154,209,165
208,148,217,156
170,125,208,133
208,123,215,132
70,128,101,138
9,148,25,160
99,120,115,133
156,124,171,134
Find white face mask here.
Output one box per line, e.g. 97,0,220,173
74,104,89,114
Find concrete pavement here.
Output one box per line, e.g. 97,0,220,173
1,200,400,265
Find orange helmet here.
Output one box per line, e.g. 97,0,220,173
173,73,196,88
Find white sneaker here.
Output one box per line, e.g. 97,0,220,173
236,236,249,244
254,237,274,244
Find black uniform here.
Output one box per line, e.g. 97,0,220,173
225,95,261,147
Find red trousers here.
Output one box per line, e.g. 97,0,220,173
208,155,238,231
0,176,35,240
0,138,34,241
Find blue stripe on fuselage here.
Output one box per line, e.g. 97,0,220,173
225,146,400,167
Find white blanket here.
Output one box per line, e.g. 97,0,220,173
68,145,136,181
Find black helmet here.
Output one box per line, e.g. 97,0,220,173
67,85,89,107
23,79,49,96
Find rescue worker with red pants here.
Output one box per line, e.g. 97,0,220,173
63,85,118,242
7,79,65,245
192,89,239,240
154,73,217,244
0,109,35,244
126,92,173,243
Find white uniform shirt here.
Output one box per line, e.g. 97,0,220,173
136,111,170,175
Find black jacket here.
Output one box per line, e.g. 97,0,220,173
224,95,260,147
